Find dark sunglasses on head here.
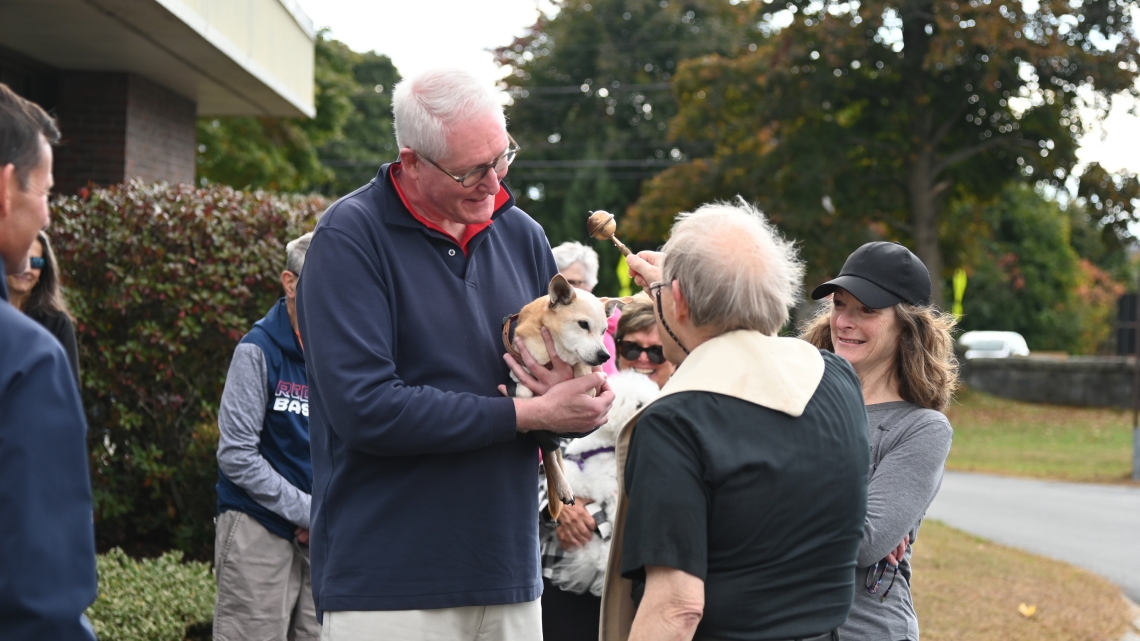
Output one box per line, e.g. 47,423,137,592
29,256,46,270
617,340,666,364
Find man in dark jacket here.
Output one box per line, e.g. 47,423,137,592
213,231,318,641
0,83,97,641
297,68,615,640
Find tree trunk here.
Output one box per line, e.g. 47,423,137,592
900,0,944,307
908,153,945,307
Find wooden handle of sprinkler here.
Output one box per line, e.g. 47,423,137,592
610,236,632,257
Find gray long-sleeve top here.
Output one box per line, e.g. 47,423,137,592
841,400,953,641
216,343,311,529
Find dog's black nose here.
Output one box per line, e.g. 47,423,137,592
594,350,610,365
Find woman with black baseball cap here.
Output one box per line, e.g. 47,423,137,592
800,241,959,641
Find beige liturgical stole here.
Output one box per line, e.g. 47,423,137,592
599,330,826,641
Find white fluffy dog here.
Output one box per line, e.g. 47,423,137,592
549,371,661,596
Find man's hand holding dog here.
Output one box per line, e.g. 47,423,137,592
501,327,615,433
501,328,574,396
513,373,614,433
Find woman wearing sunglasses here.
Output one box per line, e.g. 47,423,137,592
800,241,957,641
614,293,674,389
6,230,79,385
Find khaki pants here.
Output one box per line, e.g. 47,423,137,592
320,600,542,641
214,510,320,641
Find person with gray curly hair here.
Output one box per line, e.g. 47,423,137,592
600,200,871,641
551,241,599,292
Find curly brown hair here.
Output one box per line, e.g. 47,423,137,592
799,299,960,411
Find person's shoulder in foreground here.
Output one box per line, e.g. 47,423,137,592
0,292,97,640
0,80,96,641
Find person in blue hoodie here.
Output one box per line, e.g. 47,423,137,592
213,231,319,641
0,83,98,641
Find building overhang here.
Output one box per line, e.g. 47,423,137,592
0,0,315,117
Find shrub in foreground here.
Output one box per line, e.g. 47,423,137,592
51,181,326,559
87,548,215,641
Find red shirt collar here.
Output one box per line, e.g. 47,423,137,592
389,163,508,255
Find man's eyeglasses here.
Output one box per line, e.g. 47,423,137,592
648,282,689,356
29,256,46,270
416,133,521,188
864,561,899,602
617,340,666,364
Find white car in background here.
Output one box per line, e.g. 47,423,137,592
957,331,1030,359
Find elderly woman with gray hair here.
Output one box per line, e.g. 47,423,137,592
600,200,870,641
551,241,599,292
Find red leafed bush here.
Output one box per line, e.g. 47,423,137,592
51,181,327,560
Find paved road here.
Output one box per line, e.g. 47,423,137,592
926,472,1140,602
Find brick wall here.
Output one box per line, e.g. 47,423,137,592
53,72,129,194
52,72,195,194
124,75,196,186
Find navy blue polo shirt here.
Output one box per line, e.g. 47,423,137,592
297,164,558,614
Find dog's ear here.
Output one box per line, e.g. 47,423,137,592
600,296,636,318
548,274,577,307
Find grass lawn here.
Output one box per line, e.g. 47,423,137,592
944,387,1137,483
913,520,1133,641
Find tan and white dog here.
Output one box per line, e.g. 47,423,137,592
505,274,628,520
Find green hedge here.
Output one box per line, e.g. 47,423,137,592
52,181,326,560
87,548,215,641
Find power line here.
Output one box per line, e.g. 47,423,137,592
318,158,688,169
509,82,673,95
513,159,684,168
513,140,712,151
507,172,666,181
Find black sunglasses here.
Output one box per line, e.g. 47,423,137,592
617,340,666,364
29,256,46,270
865,561,899,602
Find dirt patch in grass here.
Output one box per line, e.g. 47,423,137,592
944,388,1136,483
912,520,1132,641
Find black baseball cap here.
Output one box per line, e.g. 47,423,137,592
810,241,931,308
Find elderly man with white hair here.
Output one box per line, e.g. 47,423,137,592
600,200,871,641
297,68,614,640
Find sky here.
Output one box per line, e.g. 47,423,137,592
295,0,557,95
294,0,1139,176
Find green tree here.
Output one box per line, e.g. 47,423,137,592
954,183,1083,351
1075,162,1140,276
196,34,399,196
319,49,401,195
496,0,757,294
630,0,1138,301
